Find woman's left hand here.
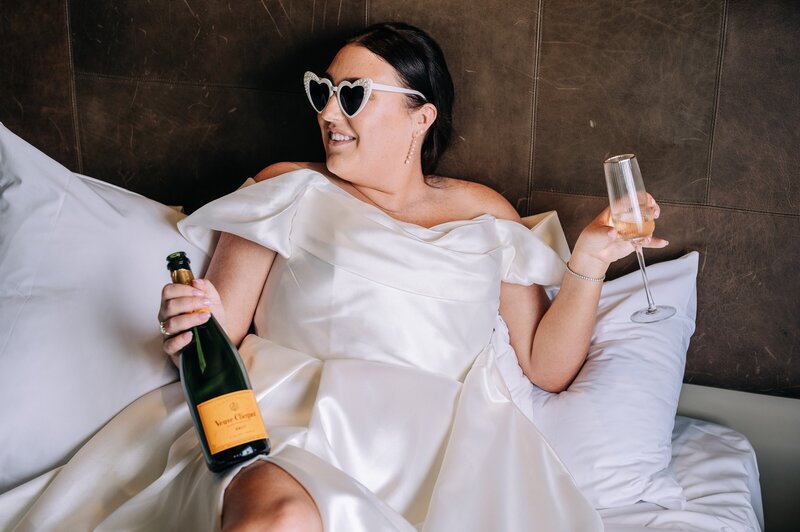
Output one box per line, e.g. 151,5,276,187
569,194,668,278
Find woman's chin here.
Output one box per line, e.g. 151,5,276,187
324,154,348,177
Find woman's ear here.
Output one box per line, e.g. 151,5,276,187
413,103,438,136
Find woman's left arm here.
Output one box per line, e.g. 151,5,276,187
500,200,667,393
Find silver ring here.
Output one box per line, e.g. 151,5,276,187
159,321,169,336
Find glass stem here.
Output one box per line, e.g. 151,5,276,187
634,244,658,314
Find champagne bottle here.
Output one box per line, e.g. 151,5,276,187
166,251,270,472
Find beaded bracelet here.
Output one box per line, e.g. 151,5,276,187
565,261,606,283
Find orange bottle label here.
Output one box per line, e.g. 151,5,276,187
197,390,268,455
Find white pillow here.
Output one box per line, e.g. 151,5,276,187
499,251,698,509
0,124,211,492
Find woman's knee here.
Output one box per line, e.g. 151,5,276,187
223,494,321,532
268,495,322,531
222,462,321,532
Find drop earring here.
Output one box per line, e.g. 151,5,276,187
404,135,418,165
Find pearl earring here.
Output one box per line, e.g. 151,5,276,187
404,135,418,165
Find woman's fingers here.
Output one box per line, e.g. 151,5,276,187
161,282,204,301
191,278,221,304
161,311,211,337
574,198,668,267
604,233,668,259
163,330,193,358
642,236,669,248
159,278,226,361
646,193,661,219
159,295,212,322
159,280,215,359
159,284,212,321
189,278,227,329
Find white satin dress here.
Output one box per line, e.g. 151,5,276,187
1,169,602,531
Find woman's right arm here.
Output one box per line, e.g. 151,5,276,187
158,233,276,367
205,233,278,348
158,162,305,366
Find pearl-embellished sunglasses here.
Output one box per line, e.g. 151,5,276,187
303,71,427,118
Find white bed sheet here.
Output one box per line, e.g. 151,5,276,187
600,416,763,532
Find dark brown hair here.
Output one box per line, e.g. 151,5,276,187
346,22,454,176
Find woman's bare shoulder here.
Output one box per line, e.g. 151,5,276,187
253,162,326,182
434,176,522,223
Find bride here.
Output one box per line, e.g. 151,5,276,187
12,22,666,532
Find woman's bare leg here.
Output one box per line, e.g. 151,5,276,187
221,461,322,532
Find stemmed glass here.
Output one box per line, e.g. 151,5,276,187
603,154,675,323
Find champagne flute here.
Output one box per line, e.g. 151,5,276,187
603,154,676,323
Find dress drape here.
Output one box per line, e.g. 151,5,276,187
0,169,601,531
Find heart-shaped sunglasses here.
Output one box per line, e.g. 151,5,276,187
304,71,427,118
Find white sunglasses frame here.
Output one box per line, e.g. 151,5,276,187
303,71,427,118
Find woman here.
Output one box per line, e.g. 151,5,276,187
158,22,667,530
0,22,662,532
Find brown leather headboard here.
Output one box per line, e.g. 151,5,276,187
2,1,798,397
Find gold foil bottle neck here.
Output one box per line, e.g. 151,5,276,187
172,268,195,286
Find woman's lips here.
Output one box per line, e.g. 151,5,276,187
327,130,356,147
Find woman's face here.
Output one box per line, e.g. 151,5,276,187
317,45,420,184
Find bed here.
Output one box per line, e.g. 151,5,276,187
0,125,765,531
601,416,762,531
3,1,799,527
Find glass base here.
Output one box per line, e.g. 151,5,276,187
631,305,676,323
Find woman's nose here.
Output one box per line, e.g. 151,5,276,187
319,91,344,121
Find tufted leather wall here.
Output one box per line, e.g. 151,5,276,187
1,0,798,397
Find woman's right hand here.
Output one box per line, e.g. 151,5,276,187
158,278,226,367
570,195,667,277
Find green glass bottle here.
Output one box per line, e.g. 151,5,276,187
166,251,270,472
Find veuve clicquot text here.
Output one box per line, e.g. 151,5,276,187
166,251,270,472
